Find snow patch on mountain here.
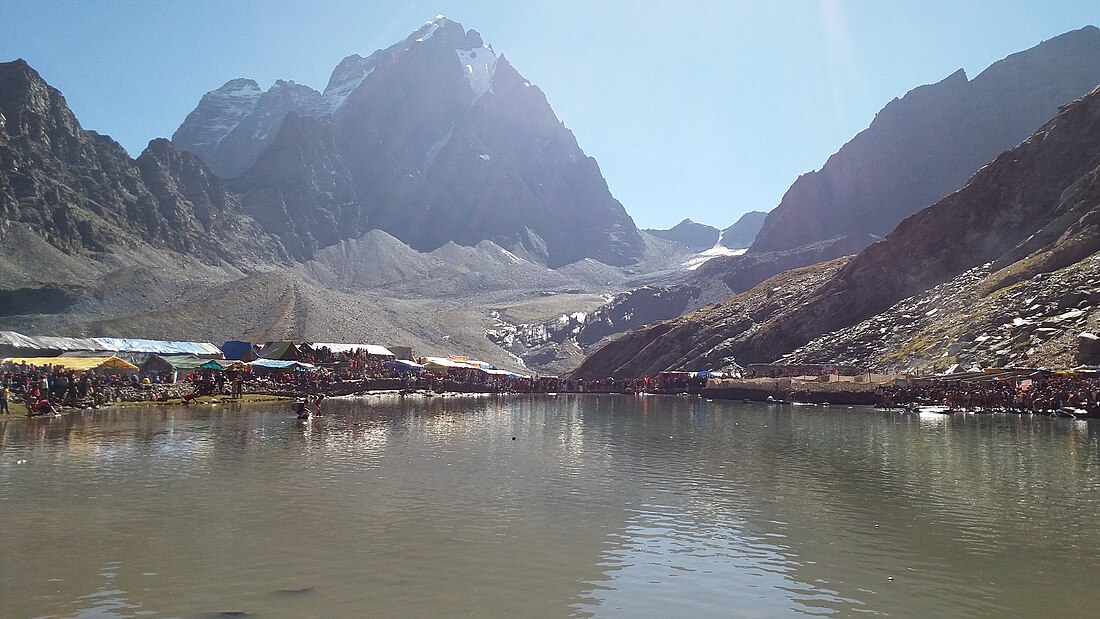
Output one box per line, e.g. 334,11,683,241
456,45,498,98
423,128,453,173
683,245,747,270
321,51,384,113
176,78,263,149
416,15,447,42
220,80,263,99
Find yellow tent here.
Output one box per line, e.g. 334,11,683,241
3,356,139,372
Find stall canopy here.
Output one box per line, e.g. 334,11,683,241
420,356,527,378
91,337,222,357
307,342,394,356
0,330,221,357
222,341,259,362
421,356,467,372
390,359,425,373
249,359,316,371
258,341,301,361
144,354,209,372
63,350,151,367
3,356,139,372
156,356,213,371
484,368,530,379
201,359,248,372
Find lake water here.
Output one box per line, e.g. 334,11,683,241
2,395,1099,618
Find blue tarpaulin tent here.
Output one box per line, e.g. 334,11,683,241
390,359,425,373
222,341,260,361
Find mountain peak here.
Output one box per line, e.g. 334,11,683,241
0,58,49,102
211,78,262,97
750,28,1100,253
413,15,458,42
173,18,644,266
644,219,719,252
0,58,83,141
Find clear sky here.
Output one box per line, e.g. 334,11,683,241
2,1,1096,230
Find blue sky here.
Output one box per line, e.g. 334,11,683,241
2,1,1096,229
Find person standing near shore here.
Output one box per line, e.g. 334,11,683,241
0,384,9,414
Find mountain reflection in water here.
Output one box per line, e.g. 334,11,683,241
2,395,1099,617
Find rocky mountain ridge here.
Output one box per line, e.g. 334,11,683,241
717,211,767,249
644,219,720,252
751,25,1100,253
0,59,284,266
174,16,645,267
571,82,1100,378
556,27,1100,354
0,55,689,374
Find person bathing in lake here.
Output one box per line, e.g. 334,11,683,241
293,399,309,419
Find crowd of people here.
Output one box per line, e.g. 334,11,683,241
1,363,170,415
876,373,1100,415
5,349,1099,419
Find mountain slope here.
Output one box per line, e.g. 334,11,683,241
174,17,644,267
572,83,1100,378
0,59,284,266
172,78,323,179
751,25,1100,253
717,211,767,249
559,26,1100,355
644,219,720,252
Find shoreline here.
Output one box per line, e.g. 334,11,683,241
4,376,1097,423
0,393,292,423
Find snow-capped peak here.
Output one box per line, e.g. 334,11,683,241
416,15,448,42
212,78,262,99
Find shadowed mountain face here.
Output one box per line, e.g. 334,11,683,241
171,78,323,179
0,53,686,375
173,17,644,268
0,59,284,265
644,219,720,252
556,26,1100,357
571,83,1100,378
750,25,1100,254
717,211,766,249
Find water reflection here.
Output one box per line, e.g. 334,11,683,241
2,396,1099,617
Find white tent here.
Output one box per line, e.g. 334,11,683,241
309,342,394,356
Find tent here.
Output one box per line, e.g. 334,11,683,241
222,340,260,362
3,356,139,373
258,341,301,361
306,342,395,357
64,350,152,367
200,359,249,372
91,337,223,357
148,354,210,371
248,359,316,371
389,359,425,373
0,330,222,358
421,356,467,373
484,368,530,379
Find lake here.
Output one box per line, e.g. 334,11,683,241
2,395,1099,617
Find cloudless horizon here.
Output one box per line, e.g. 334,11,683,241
2,1,1097,230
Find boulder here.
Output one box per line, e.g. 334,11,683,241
1059,290,1090,308
1076,332,1100,364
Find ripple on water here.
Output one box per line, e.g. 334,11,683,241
3,398,1100,617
